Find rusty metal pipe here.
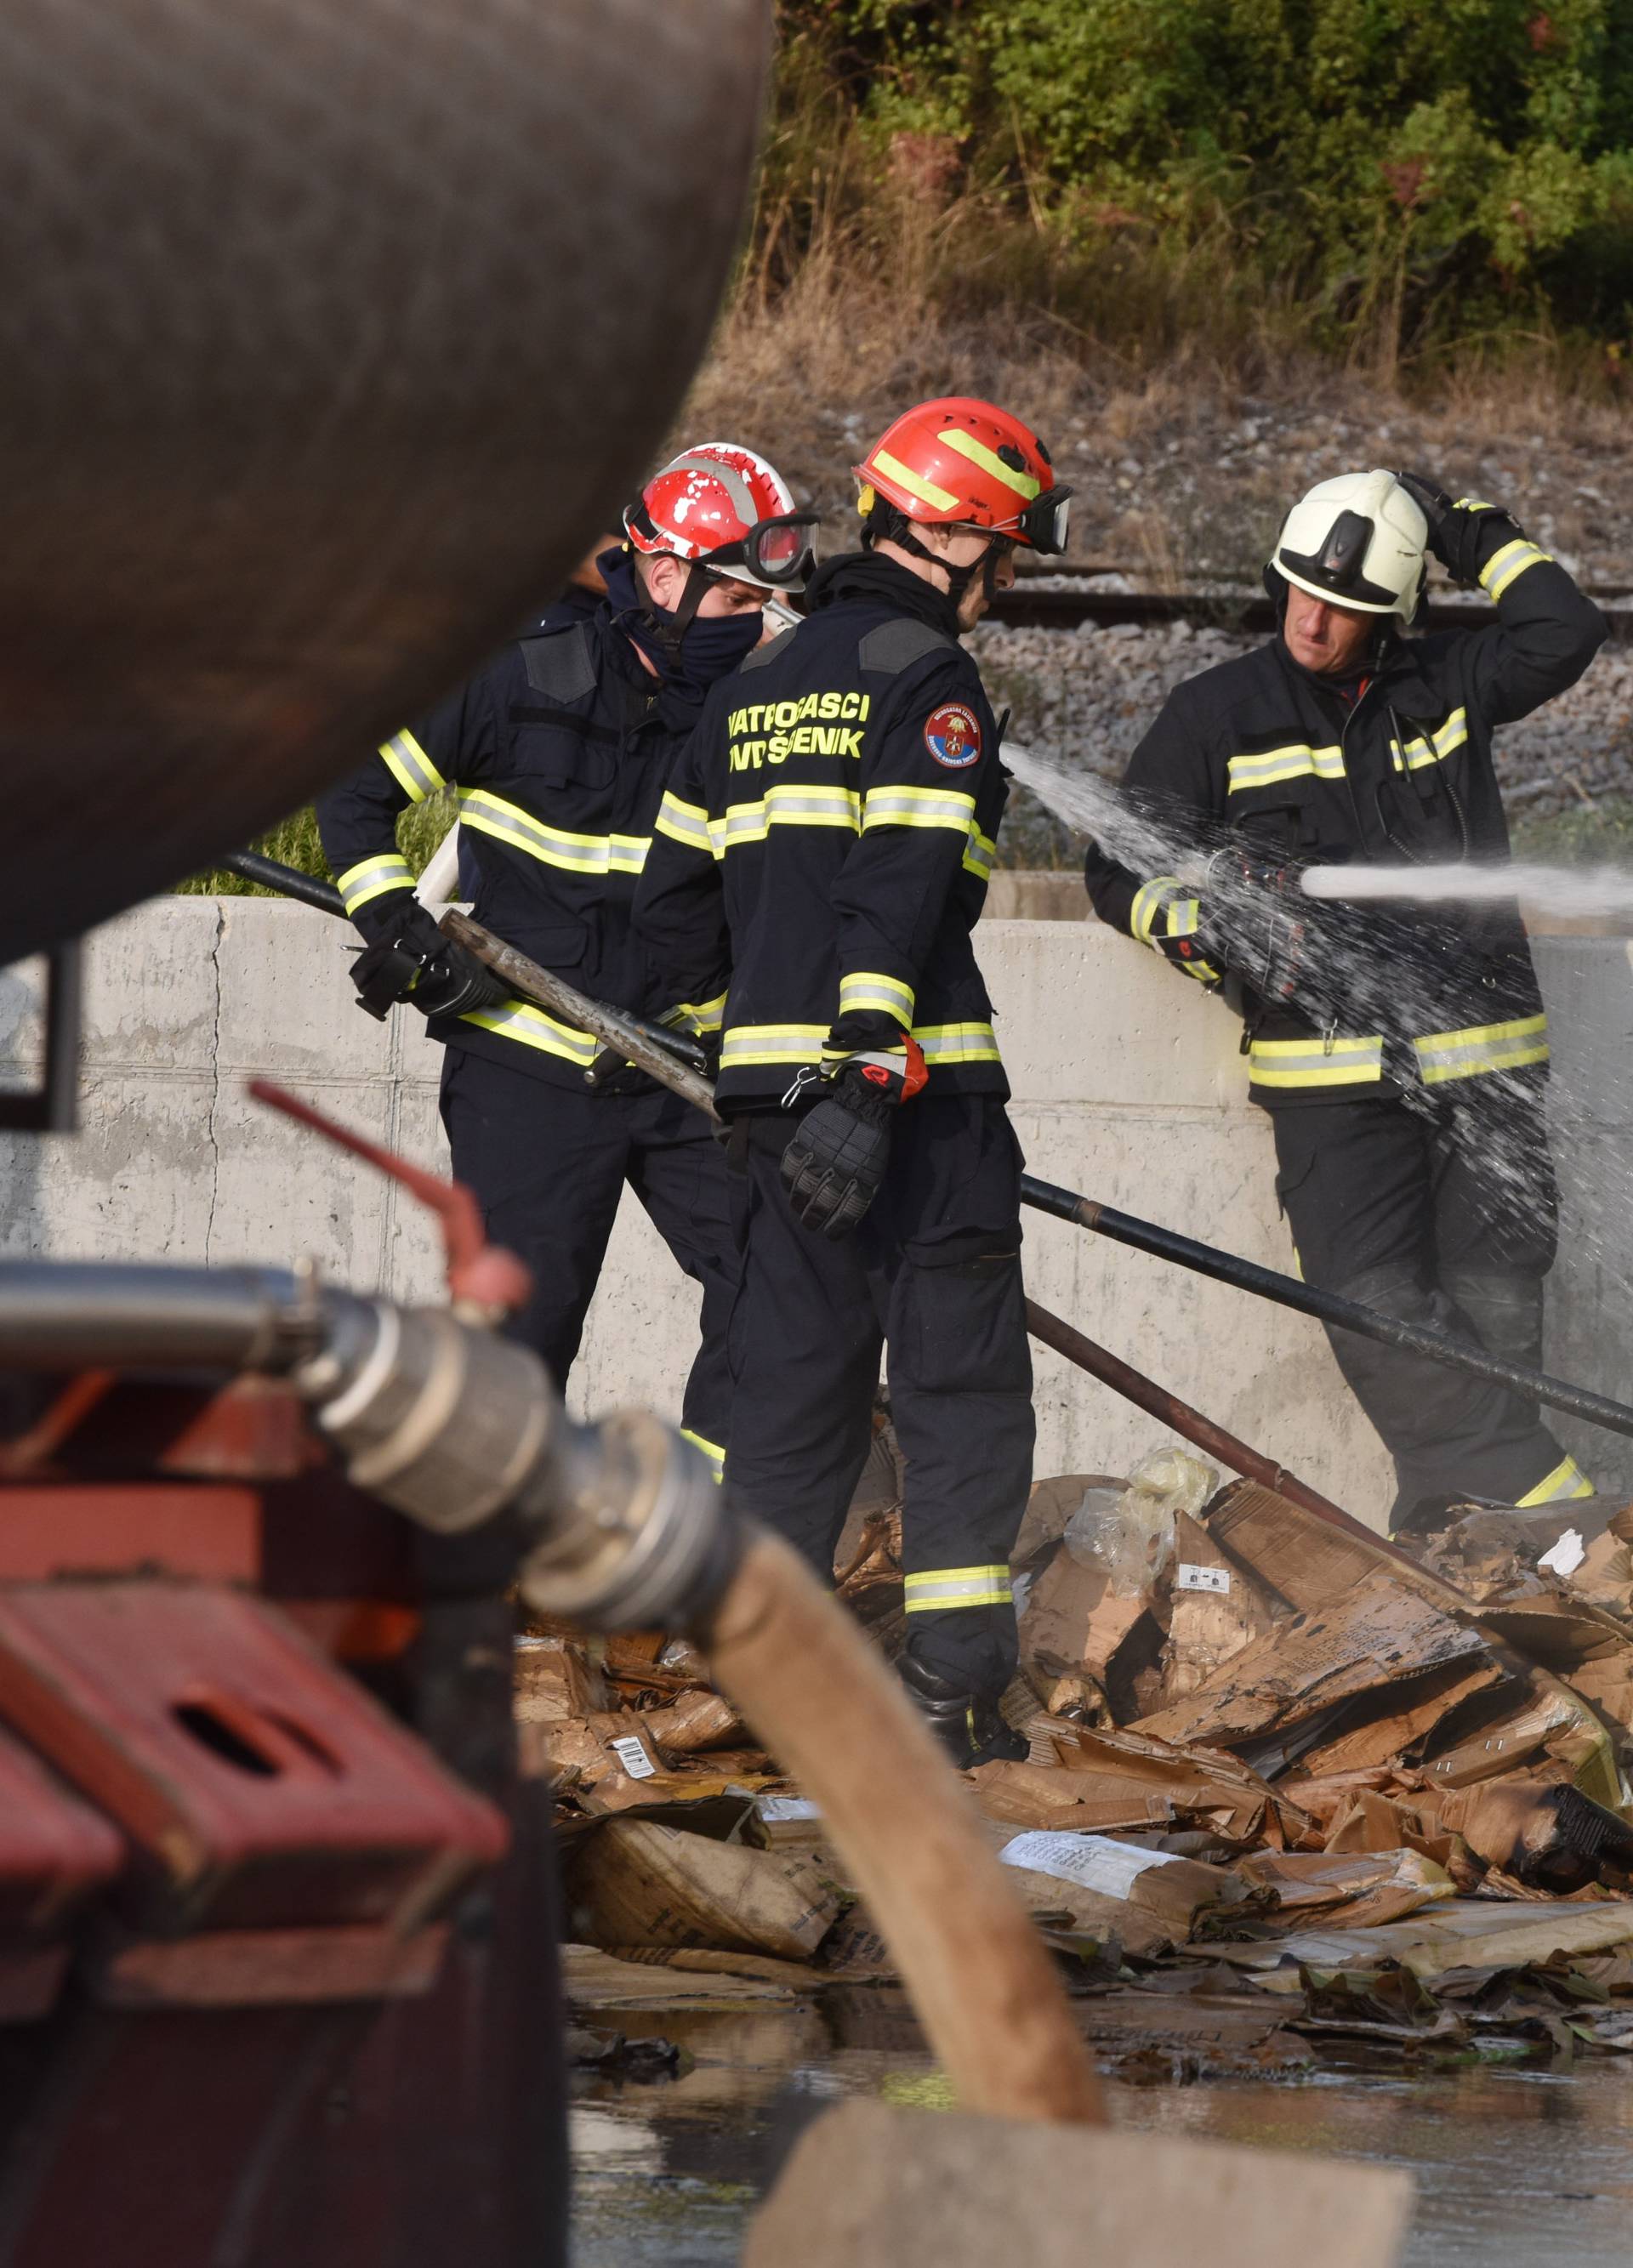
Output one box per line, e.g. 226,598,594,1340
441,909,724,1120
1026,1296,1352,1526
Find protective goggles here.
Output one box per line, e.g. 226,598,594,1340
1013,485,1073,555
702,511,818,591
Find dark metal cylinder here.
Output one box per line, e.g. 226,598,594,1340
0,0,770,960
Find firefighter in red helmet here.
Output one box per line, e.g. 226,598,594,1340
318,444,813,1469
635,396,1070,1762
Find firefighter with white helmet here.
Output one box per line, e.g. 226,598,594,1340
1085,468,1607,1533
316,444,812,1466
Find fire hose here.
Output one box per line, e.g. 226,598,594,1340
0,1257,1101,2124
1018,1171,1633,1447
440,892,1633,1449
221,845,1633,1447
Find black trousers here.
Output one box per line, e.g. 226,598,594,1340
439,1047,737,1465
722,1093,1034,1699
1270,1081,1589,1526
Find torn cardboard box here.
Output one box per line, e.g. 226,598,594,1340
1135,1569,1489,1754
566,1819,842,1961
1237,1847,1454,1930
976,1721,1306,1848
996,1829,1255,1938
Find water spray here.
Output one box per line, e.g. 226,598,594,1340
1304,861,1633,923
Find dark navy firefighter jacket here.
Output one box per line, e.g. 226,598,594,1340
1084,509,1606,1107
316,603,725,1089
633,553,1012,1110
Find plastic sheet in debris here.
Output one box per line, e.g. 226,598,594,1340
1203,1895,1633,1984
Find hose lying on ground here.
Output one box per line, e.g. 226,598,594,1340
698,1525,1106,2124
0,1258,1106,2127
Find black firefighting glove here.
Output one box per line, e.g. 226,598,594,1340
350,901,509,1023
1395,469,1512,589
780,1043,924,1240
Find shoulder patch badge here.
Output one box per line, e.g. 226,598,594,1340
924,701,982,769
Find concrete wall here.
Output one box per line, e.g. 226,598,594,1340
2,898,1629,1528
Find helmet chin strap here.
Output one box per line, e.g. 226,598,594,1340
864,501,999,611
640,554,712,662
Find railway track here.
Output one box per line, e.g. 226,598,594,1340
985,571,1633,637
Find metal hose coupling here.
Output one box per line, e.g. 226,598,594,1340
296,1299,738,1633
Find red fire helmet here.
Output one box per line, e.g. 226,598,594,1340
856,397,1071,553
623,441,813,589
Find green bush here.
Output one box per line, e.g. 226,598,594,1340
178,792,457,896
771,0,1633,361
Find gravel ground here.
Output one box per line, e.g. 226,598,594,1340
968,612,1633,865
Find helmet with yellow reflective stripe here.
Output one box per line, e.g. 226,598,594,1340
856,397,1071,554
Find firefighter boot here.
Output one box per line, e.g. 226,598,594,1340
898,1654,1027,1770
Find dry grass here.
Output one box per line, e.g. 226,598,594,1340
678,230,1633,590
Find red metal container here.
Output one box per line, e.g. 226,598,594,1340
0,1581,509,1934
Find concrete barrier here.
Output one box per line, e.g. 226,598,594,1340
1,897,1629,1527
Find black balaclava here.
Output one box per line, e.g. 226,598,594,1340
600,546,761,721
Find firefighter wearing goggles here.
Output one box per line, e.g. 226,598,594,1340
316,442,810,1472
635,396,1070,1765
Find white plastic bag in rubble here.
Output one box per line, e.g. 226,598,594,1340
1065,1447,1217,1595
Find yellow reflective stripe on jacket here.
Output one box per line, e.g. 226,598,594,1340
1413,1014,1549,1085
720,1023,828,1068
1129,874,1184,944
871,446,959,514
839,970,915,1025
1249,1035,1384,1089
1516,1453,1594,1507
903,1564,1014,1611
680,1427,725,1482
1164,896,1220,983
721,1020,1000,1071
914,1021,1002,1066
713,782,862,855
336,853,414,916
1480,537,1552,601
379,730,446,804
862,784,979,833
1226,742,1346,795
1391,707,1469,774
676,991,727,1035
459,995,598,1066
963,827,996,882
654,790,714,856
459,787,649,878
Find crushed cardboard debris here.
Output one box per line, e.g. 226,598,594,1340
566,1818,841,1961
528,1443,1633,2072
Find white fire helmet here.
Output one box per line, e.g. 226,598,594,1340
1270,469,1429,624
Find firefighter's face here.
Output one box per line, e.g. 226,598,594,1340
927,527,1016,627
641,550,763,617
1283,584,1375,674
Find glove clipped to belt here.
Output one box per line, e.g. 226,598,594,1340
1394,469,1516,589
350,900,510,1023
780,1036,928,1240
